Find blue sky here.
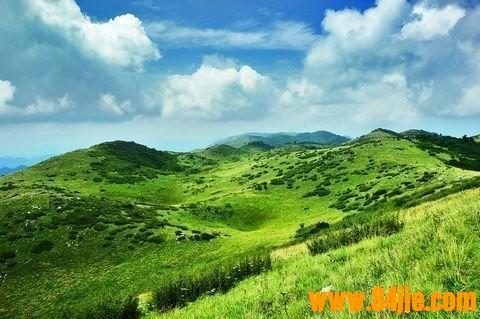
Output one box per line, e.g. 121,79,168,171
0,0,480,157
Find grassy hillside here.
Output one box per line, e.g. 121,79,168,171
1,129,479,318
148,189,480,318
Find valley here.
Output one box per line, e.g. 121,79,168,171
0,129,479,318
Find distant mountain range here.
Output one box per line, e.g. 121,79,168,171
0,165,27,175
214,131,350,148
0,154,52,168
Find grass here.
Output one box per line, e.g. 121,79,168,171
0,129,479,318
152,254,272,312
147,189,480,318
307,212,404,255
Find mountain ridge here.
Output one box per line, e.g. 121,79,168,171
214,130,350,148
0,165,27,176
2,127,480,318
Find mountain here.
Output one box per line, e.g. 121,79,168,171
200,142,273,158
1,129,480,318
351,128,401,143
214,130,350,148
0,165,27,175
0,154,52,168
401,129,480,171
23,140,184,185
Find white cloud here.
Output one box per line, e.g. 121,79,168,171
24,0,160,69
281,0,480,124
1,0,479,127
449,84,480,116
0,80,15,107
0,80,72,117
400,3,465,41
146,20,318,50
306,0,409,74
98,94,132,116
0,1,159,123
22,95,73,116
159,62,275,120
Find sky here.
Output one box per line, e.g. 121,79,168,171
0,0,480,157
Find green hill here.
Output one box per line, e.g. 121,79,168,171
147,188,480,319
474,134,480,143
1,129,480,318
401,130,480,171
214,130,350,148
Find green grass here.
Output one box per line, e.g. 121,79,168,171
0,129,479,318
146,189,480,318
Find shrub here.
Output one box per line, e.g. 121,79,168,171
307,213,404,255
294,221,330,240
303,186,330,198
92,176,103,183
31,240,54,254
94,222,108,231
153,254,272,312
0,249,16,262
147,235,165,244
61,296,139,319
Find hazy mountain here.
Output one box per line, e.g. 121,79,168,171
214,130,350,148
0,165,27,175
0,154,52,168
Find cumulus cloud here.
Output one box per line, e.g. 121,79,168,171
146,20,318,50
98,94,132,116
400,3,465,41
1,0,479,127
449,84,480,116
25,0,160,69
0,80,72,117
159,60,275,120
0,80,15,107
0,0,161,123
281,0,480,124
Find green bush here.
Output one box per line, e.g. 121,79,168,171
303,186,330,197
294,221,330,240
147,235,165,244
153,254,272,312
307,213,404,255
61,296,139,319
0,249,16,262
31,240,54,254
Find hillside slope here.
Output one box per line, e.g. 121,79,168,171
1,129,480,318
149,188,480,318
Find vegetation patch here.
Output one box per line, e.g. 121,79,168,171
89,141,182,184
60,296,139,319
153,254,272,312
307,213,404,255
294,221,330,241
31,240,54,254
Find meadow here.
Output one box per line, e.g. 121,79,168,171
0,129,479,318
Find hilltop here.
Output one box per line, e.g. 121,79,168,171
214,130,350,148
1,128,480,318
